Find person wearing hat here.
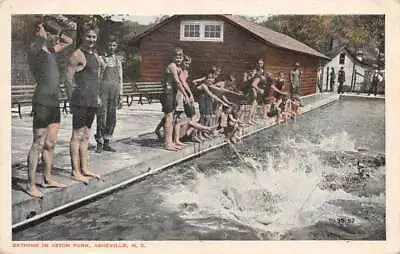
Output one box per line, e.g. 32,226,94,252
337,66,345,94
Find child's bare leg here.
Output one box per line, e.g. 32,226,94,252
263,103,270,119
154,117,165,141
164,112,179,151
174,122,187,147
239,105,245,122
276,108,282,125
203,115,211,138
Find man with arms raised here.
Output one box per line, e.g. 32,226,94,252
26,21,73,198
65,24,104,184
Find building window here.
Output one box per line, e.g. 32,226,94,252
183,23,200,38
204,24,221,38
339,53,345,65
180,21,224,42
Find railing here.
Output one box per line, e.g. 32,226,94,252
350,71,385,95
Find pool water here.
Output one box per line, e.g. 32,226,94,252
13,99,385,240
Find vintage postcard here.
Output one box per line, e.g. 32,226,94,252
1,0,400,253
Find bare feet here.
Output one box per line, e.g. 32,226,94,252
165,144,179,151
82,170,101,180
26,186,43,198
42,178,67,188
71,174,89,184
175,141,186,147
174,143,185,150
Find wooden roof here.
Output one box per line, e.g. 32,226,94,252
222,15,329,59
334,46,373,67
130,14,329,59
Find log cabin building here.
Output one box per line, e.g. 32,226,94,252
130,14,329,96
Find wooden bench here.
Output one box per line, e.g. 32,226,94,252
135,81,163,104
11,84,69,119
11,85,36,119
119,81,164,106
120,82,141,106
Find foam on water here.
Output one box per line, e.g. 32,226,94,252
161,131,384,238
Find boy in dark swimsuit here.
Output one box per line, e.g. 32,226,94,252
246,69,264,124
65,24,104,184
269,72,288,124
262,72,274,119
225,105,245,144
26,21,73,198
193,69,229,139
161,48,188,150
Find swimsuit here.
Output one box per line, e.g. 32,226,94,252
30,48,61,129
71,50,100,129
161,65,179,113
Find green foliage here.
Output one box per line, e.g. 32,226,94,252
260,15,384,61
14,14,384,86
12,15,43,45
11,15,145,83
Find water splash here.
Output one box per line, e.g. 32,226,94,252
318,131,357,152
161,131,385,239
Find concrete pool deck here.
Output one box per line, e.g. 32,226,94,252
12,92,368,228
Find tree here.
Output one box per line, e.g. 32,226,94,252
260,15,385,64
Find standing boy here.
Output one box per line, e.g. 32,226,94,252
65,24,104,183
26,21,73,198
94,35,123,153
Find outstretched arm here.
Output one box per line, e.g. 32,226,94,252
192,76,207,84
214,81,225,87
202,85,230,107
187,119,212,132
271,84,287,95
222,95,234,105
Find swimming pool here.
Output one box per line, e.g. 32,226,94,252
13,98,385,240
